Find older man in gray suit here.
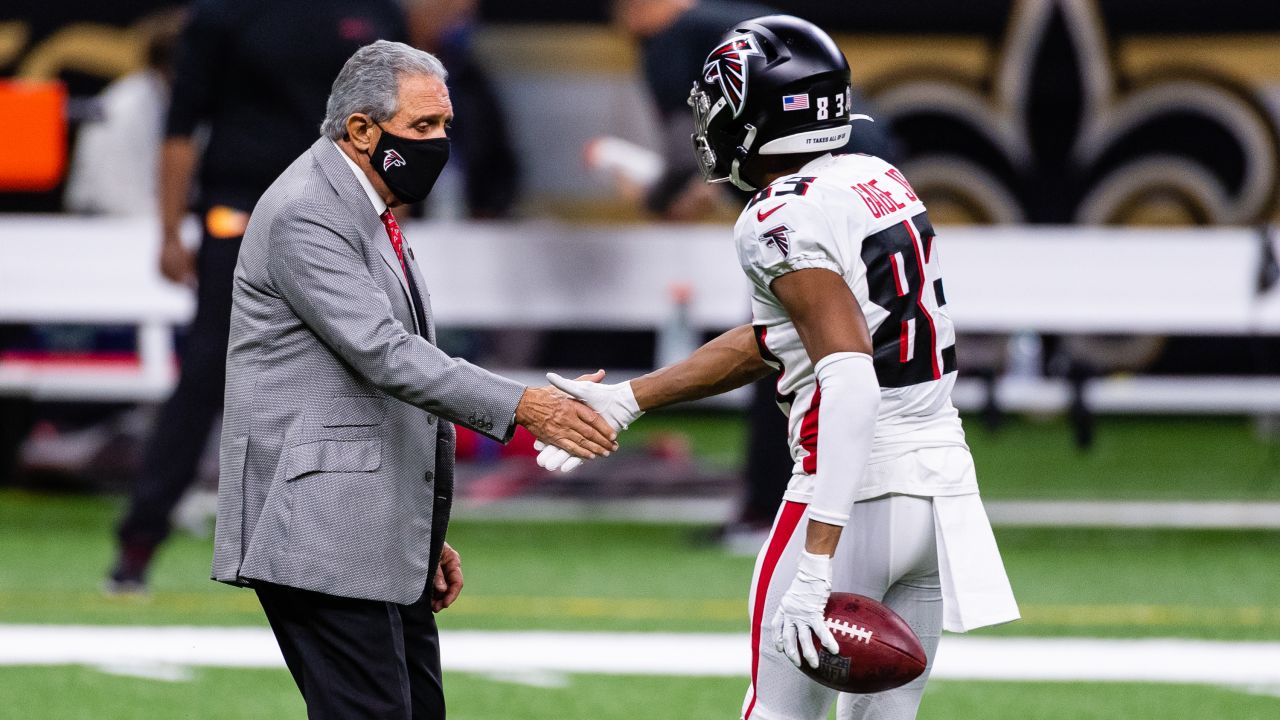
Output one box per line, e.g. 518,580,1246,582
212,40,616,719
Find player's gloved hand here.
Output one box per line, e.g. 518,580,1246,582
772,551,839,669
534,373,643,473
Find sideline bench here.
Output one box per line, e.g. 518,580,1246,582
2,216,1278,413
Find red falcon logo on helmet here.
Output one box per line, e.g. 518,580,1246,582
760,224,792,257
382,149,406,171
702,33,763,118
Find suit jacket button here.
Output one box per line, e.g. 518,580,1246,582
424,471,435,481
427,415,436,425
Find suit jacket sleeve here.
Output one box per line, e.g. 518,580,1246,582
265,198,526,441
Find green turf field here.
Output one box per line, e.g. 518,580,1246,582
3,414,1279,718
2,490,1278,639
6,666,1280,720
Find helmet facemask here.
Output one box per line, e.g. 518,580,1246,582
688,86,729,185
688,86,764,192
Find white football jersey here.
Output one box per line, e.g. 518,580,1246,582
734,152,973,503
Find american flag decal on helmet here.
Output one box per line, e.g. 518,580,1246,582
702,33,763,118
382,149,406,171
760,224,792,257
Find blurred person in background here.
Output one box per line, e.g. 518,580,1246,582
64,10,185,217
405,0,520,219
107,0,408,592
612,0,900,547
404,0,533,389
613,0,772,221
215,41,616,718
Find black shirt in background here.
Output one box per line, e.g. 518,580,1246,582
640,0,774,120
166,0,406,213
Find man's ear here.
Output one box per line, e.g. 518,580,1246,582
345,113,377,153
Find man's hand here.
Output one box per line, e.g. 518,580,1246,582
158,235,196,285
771,551,839,668
515,386,618,460
432,542,463,613
535,373,644,473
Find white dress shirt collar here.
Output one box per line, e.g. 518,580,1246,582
333,141,388,216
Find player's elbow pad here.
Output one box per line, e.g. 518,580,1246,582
807,352,880,527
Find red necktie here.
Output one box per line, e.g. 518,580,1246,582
379,209,408,280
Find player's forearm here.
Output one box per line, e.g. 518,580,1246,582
807,353,881,530
804,519,843,557
159,137,198,238
631,324,772,411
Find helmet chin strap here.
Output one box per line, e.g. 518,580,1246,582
729,160,755,191
729,123,760,191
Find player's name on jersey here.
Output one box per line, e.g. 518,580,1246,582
852,168,919,220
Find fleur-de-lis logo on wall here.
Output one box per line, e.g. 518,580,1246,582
869,0,1280,225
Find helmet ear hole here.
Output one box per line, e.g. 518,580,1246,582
752,33,782,62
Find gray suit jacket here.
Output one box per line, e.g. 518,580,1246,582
212,138,526,604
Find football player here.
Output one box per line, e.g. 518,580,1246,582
538,15,1019,720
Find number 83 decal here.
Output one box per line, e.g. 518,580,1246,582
816,88,852,121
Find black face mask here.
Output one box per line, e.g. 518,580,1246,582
368,125,450,205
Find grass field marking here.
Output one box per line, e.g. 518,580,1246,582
985,501,1280,529
443,596,746,622
5,626,1280,687
5,590,1280,630
1020,603,1280,628
454,498,1280,528
452,597,1280,629
92,661,193,682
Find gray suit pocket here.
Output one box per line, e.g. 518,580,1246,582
286,438,381,482
323,395,388,427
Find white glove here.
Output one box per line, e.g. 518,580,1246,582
534,373,643,473
771,551,839,669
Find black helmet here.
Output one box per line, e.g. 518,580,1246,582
688,15,864,191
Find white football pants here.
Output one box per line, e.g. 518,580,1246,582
741,494,943,720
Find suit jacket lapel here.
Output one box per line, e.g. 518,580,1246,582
311,138,418,331
404,247,435,342
375,236,414,303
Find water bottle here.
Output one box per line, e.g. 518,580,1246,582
656,284,699,369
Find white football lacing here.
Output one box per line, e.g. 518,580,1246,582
825,618,873,644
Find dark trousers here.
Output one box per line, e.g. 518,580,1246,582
117,232,242,548
256,582,446,720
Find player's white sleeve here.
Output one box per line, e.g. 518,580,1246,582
737,190,846,286
807,351,880,526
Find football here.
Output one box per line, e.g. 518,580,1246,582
799,592,928,694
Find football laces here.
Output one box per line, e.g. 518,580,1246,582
825,618,873,644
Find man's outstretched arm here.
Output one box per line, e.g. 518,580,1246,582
631,324,774,411
535,325,772,472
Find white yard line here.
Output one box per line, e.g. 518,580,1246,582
453,497,1280,530
983,501,1280,529
3,626,1280,686
455,498,1280,529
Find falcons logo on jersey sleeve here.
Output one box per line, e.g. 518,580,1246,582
760,224,792,257
702,34,763,118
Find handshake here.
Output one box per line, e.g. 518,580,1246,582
530,372,644,473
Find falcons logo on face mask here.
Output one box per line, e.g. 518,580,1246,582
383,149,406,171
702,33,763,118
760,224,792,257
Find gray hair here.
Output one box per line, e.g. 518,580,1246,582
320,40,448,141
